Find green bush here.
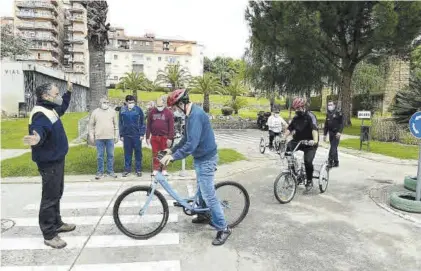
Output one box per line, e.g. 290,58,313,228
221,106,234,116
371,117,419,145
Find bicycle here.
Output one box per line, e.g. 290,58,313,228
113,151,250,239
273,140,330,204
259,132,286,159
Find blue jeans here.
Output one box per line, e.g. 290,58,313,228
194,154,227,231
95,139,115,174
123,136,142,172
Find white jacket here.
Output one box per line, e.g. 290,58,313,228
268,115,288,133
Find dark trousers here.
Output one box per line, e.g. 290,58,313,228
269,131,280,147
328,131,340,164
286,140,317,181
123,136,142,172
38,159,65,240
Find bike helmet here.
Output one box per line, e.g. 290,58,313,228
167,89,190,107
292,97,306,109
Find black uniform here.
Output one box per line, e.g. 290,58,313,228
323,109,343,167
286,111,318,183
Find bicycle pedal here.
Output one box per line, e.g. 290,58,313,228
173,202,182,207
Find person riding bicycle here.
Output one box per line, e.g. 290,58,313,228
284,97,319,187
158,88,232,246
267,108,288,150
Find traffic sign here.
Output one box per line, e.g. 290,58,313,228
409,111,421,139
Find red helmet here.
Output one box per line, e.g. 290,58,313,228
292,97,306,109
167,89,189,107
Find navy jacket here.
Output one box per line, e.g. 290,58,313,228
119,105,146,137
28,91,71,168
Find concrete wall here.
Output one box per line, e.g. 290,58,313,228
1,61,89,117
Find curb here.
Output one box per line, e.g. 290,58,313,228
368,185,421,228
1,160,266,184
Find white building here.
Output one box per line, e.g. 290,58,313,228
105,28,204,87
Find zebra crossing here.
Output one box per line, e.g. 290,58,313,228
0,180,197,271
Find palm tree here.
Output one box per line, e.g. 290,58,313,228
392,77,421,125
190,73,221,113
220,78,248,114
156,63,191,90
83,0,111,112
117,72,147,102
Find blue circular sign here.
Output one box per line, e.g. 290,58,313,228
409,111,421,139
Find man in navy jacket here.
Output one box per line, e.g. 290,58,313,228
23,79,75,249
119,95,146,177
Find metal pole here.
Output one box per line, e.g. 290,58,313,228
416,143,421,201
179,158,186,177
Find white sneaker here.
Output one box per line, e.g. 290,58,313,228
162,170,169,176
152,170,158,176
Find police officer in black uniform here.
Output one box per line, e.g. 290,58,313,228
323,100,343,168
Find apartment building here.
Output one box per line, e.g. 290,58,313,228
1,16,14,26
62,0,88,74
13,0,65,68
105,28,204,87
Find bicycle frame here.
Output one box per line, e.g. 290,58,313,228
139,170,210,216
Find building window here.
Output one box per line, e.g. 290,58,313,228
158,57,161,61
114,76,118,80
145,41,150,46
163,41,170,51
114,54,118,60
146,57,151,61
37,53,41,59
133,41,137,44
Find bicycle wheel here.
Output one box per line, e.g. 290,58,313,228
259,138,266,154
274,172,297,204
318,163,329,193
113,186,169,240
215,181,250,228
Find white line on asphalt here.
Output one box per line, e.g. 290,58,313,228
0,266,69,271
64,189,174,197
71,261,181,271
319,194,342,204
24,200,176,210
9,214,178,227
1,233,179,250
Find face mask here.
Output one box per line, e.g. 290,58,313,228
128,103,135,109
101,103,109,110
157,106,164,112
296,110,304,116
328,105,335,111
274,113,279,118
51,95,63,106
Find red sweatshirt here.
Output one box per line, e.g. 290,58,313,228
146,107,174,139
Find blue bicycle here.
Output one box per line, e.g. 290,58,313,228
113,151,250,239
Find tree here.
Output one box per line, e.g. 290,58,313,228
1,24,30,59
190,73,221,113
156,63,191,90
83,0,111,112
411,45,421,79
117,72,147,102
392,76,421,125
245,1,421,125
220,78,248,114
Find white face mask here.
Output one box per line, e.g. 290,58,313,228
274,113,279,118
157,106,164,112
328,105,335,111
128,103,135,109
101,103,109,110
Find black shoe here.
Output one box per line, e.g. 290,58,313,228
192,214,210,224
305,180,313,188
212,227,232,246
333,161,339,167
136,172,142,177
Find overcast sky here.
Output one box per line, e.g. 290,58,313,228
0,0,250,59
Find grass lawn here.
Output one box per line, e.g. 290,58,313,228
108,89,284,106
342,119,372,136
1,112,88,149
339,138,419,160
1,146,246,177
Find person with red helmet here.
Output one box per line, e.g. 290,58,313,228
159,88,232,246
284,97,319,188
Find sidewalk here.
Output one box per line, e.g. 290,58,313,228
0,159,268,184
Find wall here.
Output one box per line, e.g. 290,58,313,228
1,61,88,117
382,58,410,114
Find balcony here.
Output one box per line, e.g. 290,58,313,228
16,12,56,20
23,35,59,44
70,16,84,22
69,58,85,63
69,7,84,13
68,26,85,33
29,46,60,54
64,36,85,44
16,1,57,11
17,22,57,33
